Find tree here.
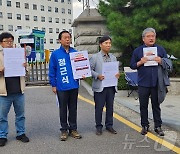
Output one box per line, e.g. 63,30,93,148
98,0,180,59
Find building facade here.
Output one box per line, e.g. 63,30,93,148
0,0,73,50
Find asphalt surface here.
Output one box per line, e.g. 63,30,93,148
1,86,177,154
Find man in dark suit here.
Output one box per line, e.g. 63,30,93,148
130,28,170,136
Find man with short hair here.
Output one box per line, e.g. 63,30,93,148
0,32,29,147
90,35,120,135
130,28,172,136
49,30,82,141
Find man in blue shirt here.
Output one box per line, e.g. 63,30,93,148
130,28,167,136
49,31,82,141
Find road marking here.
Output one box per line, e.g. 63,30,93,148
78,94,180,154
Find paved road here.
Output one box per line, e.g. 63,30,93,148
1,86,177,154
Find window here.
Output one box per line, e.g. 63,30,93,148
16,2,20,8
62,8,65,14
50,39,53,44
41,5,44,11
17,26,22,30
49,28,53,33
56,28,59,33
49,17,52,23
34,16,38,21
61,0,64,3
69,29,72,34
55,0,58,2
33,4,37,10
55,7,58,13
7,13,12,19
68,19,71,24
56,39,59,44
0,12,3,18
0,0,2,6
25,15,30,21
55,18,59,23
42,27,46,32
68,0,71,3
8,25,13,31
0,25,3,31
62,19,65,24
68,9,71,14
41,16,45,22
7,0,11,7
48,6,52,12
44,38,46,44
25,3,29,9
34,27,38,30
17,14,21,20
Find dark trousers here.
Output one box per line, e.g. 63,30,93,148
94,87,115,129
138,86,162,128
57,88,78,132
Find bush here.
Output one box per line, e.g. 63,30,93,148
84,77,92,86
84,73,128,90
117,72,128,90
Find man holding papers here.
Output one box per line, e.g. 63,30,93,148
130,28,172,136
49,31,82,141
90,35,120,135
0,32,29,147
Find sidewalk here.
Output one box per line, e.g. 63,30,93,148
81,81,180,131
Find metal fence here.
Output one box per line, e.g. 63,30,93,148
25,62,49,85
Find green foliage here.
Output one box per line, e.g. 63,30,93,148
117,72,128,90
84,77,93,86
98,0,180,59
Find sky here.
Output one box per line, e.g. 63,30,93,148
73,0,99,19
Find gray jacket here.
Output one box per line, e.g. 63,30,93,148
158,58,173,104
90,51,118,92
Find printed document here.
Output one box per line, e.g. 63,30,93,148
102,61,119,87
70,50,91,79
3,48,25,77
143,47,158,66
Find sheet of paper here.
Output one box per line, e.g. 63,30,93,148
70,50,92,79
143,47,158,66
56,94,59,108
3,48,25,77
102,61,119,87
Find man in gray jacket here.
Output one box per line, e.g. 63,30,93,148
90,35,120,135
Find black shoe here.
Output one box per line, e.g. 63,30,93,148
154,127,164,136
16,134,29,143
96,128,102,135
0,138,7,147
141,126,149,135
106,127,117,134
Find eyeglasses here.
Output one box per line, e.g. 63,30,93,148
2,41,14,44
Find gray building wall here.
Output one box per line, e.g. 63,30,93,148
72,9,109,54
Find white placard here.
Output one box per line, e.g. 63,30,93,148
70,50,92,79
3,48,25,77
102,61,119,87
143,47,158,66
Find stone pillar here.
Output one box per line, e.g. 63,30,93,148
72,9,109,54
